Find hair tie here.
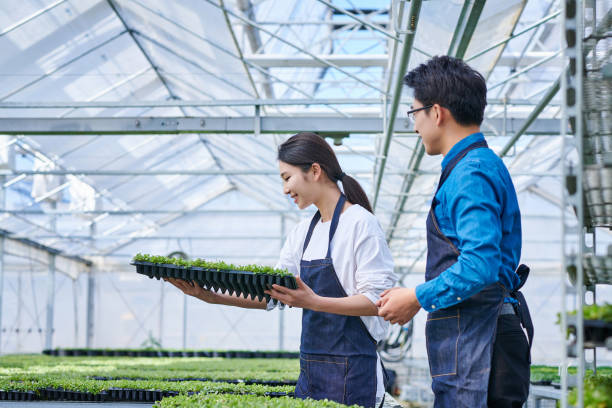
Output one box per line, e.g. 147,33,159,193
338,172,346,182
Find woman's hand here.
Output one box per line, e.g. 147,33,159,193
165,278,218,304
265,277,321,310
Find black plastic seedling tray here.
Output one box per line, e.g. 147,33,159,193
0,388,294,402
0,391,38,401
43,348,300,359
132,261,297,305
568,316,612,346
583,319,612,345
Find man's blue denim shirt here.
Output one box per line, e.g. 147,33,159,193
415,132,522,312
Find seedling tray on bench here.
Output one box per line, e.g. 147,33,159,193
131,261,297,306
42,348,299,359
567,315,612,347
0,388,294,403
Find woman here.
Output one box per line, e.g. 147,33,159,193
167,132,396,408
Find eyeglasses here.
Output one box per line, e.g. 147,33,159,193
407,104,433,123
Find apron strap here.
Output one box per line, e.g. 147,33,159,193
436,140,488,195
511,264,534,352
514,291,534,350
302,212,321,256
326,194,346,259
302,194,346,258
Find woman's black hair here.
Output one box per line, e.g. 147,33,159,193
278,132,373,213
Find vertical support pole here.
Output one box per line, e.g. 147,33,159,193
0,174,5,355
0,236,4,355
278,215,286,350
72,278,79,347
574,1,585,405
254,104,261,138
86,221,96,348
16,273,21,352
560,65,569,408
86,268,95,348
159,281,164,347
562,1,585,406
45,253,56,350
182,292,187,349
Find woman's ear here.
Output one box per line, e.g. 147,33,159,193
310,162,322,181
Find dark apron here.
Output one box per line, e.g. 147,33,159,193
295,194,378,408
424,140,533,408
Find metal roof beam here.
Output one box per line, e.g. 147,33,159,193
0,229,91,266
498,6,612,157
465,10,561,62
384,0,487,241
488,50,562,91
131,30,254,98
0,117,563,135
314,0,399,41
498,77,561,157
225,0,269,99
0,0,68,37
244,54,388,67
371,0,422,209
124,0,347,116
447,0,486,59
202,0,385,94
99,183,233,255
0,98,561,109
0,30,128,101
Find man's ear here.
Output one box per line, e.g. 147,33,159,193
433,104,444,127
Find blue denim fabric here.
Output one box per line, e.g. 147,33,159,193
416,133,521,312
423,140,506,407
294,194,377,408
296,353,376,407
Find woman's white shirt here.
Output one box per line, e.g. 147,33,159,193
273,203,397,341
273,204,396,404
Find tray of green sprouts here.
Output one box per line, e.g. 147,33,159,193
132,254,296,305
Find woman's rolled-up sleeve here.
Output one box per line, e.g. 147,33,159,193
354,229,397,305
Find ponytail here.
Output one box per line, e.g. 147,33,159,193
278,132,373,213
338,173,373,213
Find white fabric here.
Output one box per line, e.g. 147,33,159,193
0,135,11,169
31,159,63,203
68,176,96,211
272,203,397,404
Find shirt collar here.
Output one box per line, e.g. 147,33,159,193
441,132,485,170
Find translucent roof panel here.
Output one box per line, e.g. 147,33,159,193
0,0,590,281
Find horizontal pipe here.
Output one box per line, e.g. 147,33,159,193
1,169,561,177
0,117,563,135
0,98,560,109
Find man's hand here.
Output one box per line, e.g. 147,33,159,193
165,278,218,304
376,287,421,325
265,277,320,310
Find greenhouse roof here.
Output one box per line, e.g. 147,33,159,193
0,0,591,279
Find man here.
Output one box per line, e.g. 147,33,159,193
377,56,532,408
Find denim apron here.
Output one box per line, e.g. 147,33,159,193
425,140,528,407
294,194,378,408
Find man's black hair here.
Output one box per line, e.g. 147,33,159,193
403,55,487,126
